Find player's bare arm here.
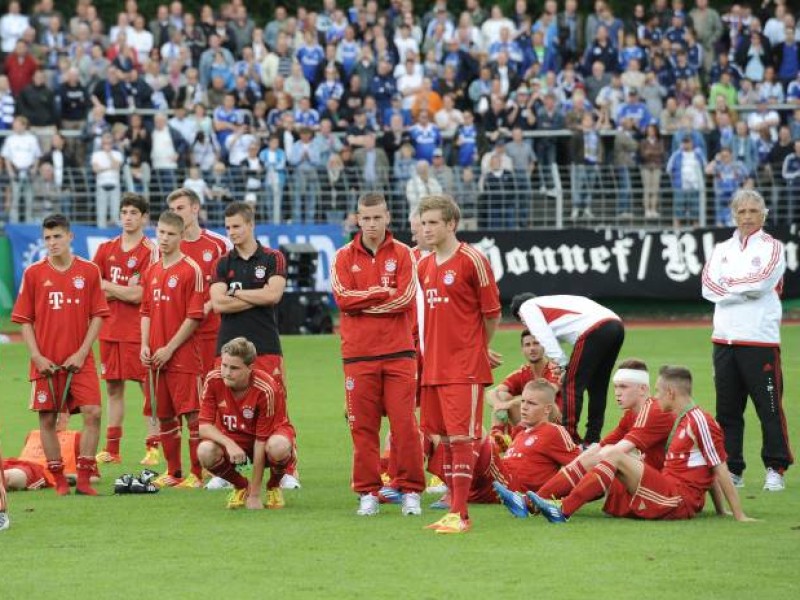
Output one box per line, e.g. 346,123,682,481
101,278,144,304
247,440,267,510
20,323,58,375
151,317,202,369
712,463,756,522
62,316,104,372
484,316,503,368
198,422,248,464
140,316,152,366
232,274,287,306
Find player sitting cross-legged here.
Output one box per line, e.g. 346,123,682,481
197,337,295,510
527,365,754,523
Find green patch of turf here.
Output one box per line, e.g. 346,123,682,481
1,326,798,599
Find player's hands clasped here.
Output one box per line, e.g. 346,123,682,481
33,354,59,375
62,349,88,373
151,346,174,369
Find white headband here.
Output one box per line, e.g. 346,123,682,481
613,369,650,385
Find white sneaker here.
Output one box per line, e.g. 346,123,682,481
205,476,233,490
426,475,447,495
763,468,785,492
280,474,301,489
730,473,745,488
0,511,9,531
401,492,422,516
357,493,380,516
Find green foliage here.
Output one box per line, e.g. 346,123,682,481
1,325,798,598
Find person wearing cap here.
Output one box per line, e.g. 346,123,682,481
614,87,652,131
702,188,791,492
429,147,456,194
510,293,624,445
666,134,706,228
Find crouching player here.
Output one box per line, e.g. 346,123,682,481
197,337,294,510
528,366,754,523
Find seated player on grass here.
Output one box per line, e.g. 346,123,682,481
495,359,675,517
197,337,295,510
429,380,579,511
527,365,755,523
486,330,562,437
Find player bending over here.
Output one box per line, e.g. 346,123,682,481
528,365,754,523
12,214,110,496
197,337,295,510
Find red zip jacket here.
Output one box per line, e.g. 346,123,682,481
331,231,417,361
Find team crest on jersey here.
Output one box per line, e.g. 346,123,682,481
203,250,214,262
524,437,535,447
345,377,355,391
443,270,456,285
73,276,85,289
37,391,48,404
254,266,266,279
242,407,254,419
127,257,137,269
752,256,761,267
384,259,397,273
167,275,179,288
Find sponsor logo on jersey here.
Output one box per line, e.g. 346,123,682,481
384,259,397,273
37,391,48,404
127,257,137,268
524,437,535,447
345,376,355,391
167,275,179,288
443,270,456,285
203,250,214,262
255,266,266,279
242,407,254,420
73,276,86,289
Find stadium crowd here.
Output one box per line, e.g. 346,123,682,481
1,0,800,229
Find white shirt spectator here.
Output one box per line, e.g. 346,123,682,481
183,177,210,204
109,25,135,44
129,28,154,64
680,151,702,189
0,131,41,170
0,12,29,53
397,71,423,110
747,109,780,142
91,148,123,187
169,115,197,144
481,16,515,48
150,128,178,169
226,132,256,166
394,34,419,62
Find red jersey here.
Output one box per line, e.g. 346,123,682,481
501,361,562,395
2,458,50,489
601,398,676,469
140,256,205,373
180,230,231,339
199,368,290,447
418,242,501,385
331,231,416,360
503,422,580,492
663,406,727,511
93,235,159,343
12,257,110,380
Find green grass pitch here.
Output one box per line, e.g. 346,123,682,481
1,325,798,599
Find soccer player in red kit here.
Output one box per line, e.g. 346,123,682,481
417,195,502,534
11,214,110,496
198,337,295,510
93,193,161,466
529,366,754,523
487,330,562,435
166,188,232,376
331,192,425,516
140,211,206,488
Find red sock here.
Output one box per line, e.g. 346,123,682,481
145,435,159,450
105,426,122,456
208,456,249,490
159,420,182,478
561,460,616,517
441,442,453,490
76,456,98,496
427,441,446,482
188,422,202,480
449,440,477,519
267,455,292,489
537,461,588,500
47,460,70,496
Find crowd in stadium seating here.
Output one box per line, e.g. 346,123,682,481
0,0,799,228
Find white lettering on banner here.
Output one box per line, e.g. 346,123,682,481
661,232,703,282
786,241,798,272
472,237,504,281
637,234,652,281
531,246,561,275
505,248,530,276
556,245,589,274
611,238,633,283
589,245,611,273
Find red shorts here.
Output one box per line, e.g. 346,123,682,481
198,336,218,376
143,370,201,419
213,354,285,390
603,464,697,520
420,383,485,438
29,370,102,414
2,458,49,489
100,341,146,382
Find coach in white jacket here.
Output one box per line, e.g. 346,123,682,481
510,293,624,445
701,189,792,492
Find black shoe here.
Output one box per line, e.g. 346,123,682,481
114,474,134,495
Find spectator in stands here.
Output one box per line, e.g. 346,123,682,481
353,132,390,193
709,70,738,108
747,98,780,143
91,131,123,227
616,87,651,132
706,146,749,227
480,151,515,229
613,117,638,219
288,126,322,223
735,24,772,82
259,134,287,223
406,159,442,218
225,120,256,168
569,112,602,220
505,126,536,225
150,112,186,200
671,115,708,160
639,123,665,219
5,39,38,95
732,120,760,176
0,75,15,131
690,0,724,73
199,34,234,88
17,69,57,152
408,109,441,163
30,162,65,220
774,26,800,89
0,1,29,56
782,140,800,224
429,148,456,195
1,115,41,223
666,135,706,229
40,132,75,215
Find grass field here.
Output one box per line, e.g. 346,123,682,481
1,325,799,599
